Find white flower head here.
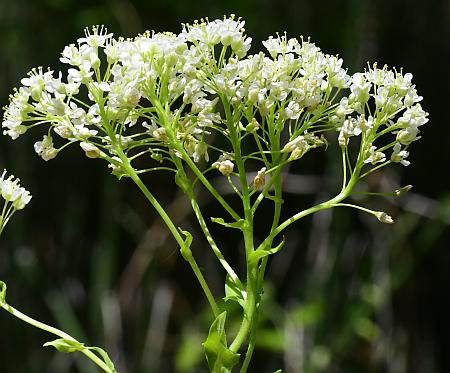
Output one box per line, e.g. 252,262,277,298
0,170,32,210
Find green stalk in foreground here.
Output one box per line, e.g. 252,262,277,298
0,282,116,373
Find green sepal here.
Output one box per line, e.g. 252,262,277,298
43,338,85,353
0,281,6,306
211,217,246,230
223,274,246,308
179,228,193,261
202,311,240,372
248,237,285,266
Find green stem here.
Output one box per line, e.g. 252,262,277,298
123,161,220,317
183,255,220,317
239,342,255,373
256,165,361,253
155,103,241,222
0,302,112,372
241,138,284,372
229,264,258,353
181,150,241,221
223,101,259,358
188,193,240,284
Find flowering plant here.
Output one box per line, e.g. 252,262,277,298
1,16,428,372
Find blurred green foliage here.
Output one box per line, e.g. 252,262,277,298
0,0,449,372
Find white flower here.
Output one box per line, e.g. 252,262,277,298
338,118,361,146
0,170,32,210
192,142,209,163
67,61,94,84
283,100,302,120
283,136,308,159
391,143,410,166
350,73,371,103
216,160,234,176
80,142,101,158
181,16,251,58
356,114,374,133
396,126,420,145
152,127,168,141
77,25,113,48
34,135,58,161
364,145,386,165
335,98,354,117
398,104,429,128
262,35,298,58
20,67,54,101
213,154,235,176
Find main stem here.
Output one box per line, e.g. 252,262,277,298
240,142,285,372
225,102,258,358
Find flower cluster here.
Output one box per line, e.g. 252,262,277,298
334,64,428,167
2,17,428,180
0,170,32,210
0,169,31,235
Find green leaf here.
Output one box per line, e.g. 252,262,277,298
211,217,246,230
43,338,85,353
179,228,193,261
273,370,283,373
202,311,240,372
88,346,117,372
248,237,285,265
0,281,7,306
223,274,246,308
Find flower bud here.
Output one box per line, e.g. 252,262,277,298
42,148,58,161
216,160,234,176
246,118,260,133
375,211,394,224
80,142,101,158
153,127,168,141
394,185,412,196
253,167,267,189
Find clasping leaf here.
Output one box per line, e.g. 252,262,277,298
248,237,285,265
223,274,246,308
203,311,240,372
211,217,246,230
43,338,85,353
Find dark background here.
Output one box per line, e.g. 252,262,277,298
0,0,449,372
